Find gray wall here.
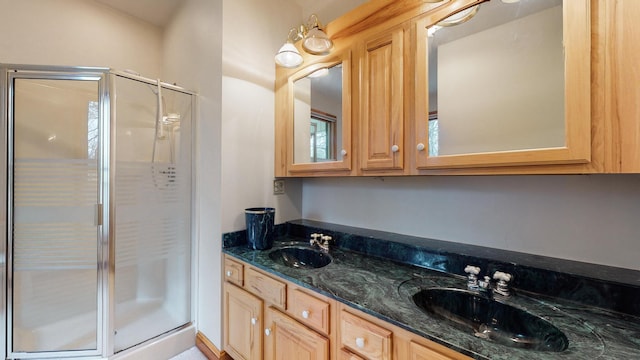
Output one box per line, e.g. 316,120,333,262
302,174,640,271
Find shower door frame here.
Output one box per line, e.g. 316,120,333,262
3,65,110,359
106,70,198,356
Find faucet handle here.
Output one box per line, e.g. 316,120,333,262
309,233,320,246
493,271,513,297
493,271,512,283
464,265,480,275
464,265,481,290
321,235,333,243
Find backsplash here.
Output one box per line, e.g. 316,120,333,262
223,219,640,317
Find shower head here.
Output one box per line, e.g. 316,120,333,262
162,113,181,124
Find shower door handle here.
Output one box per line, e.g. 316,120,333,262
95,203,103,226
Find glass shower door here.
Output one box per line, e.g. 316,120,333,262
9,75,104,357
112,75,192,352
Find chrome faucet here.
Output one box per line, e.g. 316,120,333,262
309,233,333,252
464,265,513,298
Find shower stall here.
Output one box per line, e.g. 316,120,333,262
0,65,195,359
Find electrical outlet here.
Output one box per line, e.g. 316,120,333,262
273,179,285,195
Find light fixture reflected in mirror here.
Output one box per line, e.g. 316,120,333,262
275,14,333,68
307,67,329,78
428,4,481,37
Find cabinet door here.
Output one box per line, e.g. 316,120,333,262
413,0,591,170
360,26,405,172
410,340,457,360
224,284,263,360
264,307,329,360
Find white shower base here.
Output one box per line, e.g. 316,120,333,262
14,298,193,359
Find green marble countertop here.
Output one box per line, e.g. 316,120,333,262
223,238,640,360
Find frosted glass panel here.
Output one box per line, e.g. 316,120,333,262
11,79,100,352
113,76,192,352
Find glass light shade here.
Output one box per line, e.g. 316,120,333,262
275,42,303,68
302,27,333,55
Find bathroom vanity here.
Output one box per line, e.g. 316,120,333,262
222,220,640,360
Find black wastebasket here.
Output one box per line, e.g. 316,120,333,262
245,207,275,250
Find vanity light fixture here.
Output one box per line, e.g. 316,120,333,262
275,28,304,68
275,14,333,68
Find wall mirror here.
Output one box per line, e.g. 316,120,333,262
293,63,343,163
282,51,352,174
415,0,591,169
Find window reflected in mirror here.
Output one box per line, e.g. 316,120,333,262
294,63,343,163
427,0,565,156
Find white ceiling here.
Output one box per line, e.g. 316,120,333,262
94,0,184,27
93,0,367,28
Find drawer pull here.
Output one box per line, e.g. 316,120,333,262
251,317,258,325
226,270,233,277
355,337,365,349
301,310,310,319
265,328,272,336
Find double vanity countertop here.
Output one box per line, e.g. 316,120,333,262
223,222,640,360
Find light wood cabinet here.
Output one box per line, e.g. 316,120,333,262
288,288,331,335
412,0,592,171
224,283,263,360
224,257,244,287
339,310,392,360
264,307,330,360
245,267,287,310
223,255,472,360
359,25,407,174
336,303,471,360
275,0,640,176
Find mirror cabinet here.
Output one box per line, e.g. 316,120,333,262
413,0,591,170
275,51,353,176
276,0,604,177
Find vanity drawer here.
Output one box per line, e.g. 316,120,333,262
340,310,392,360
245,267,286,308
223,256,243,286
288,288,331,335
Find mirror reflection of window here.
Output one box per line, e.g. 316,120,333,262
310,109,336,162
428,111,439,156
427,0,565,156
293,63,343,164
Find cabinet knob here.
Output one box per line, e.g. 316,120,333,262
265,328,272,336
341,149,347,156
226,270,233,277
251,317,258,325
416,143,425,151
355,337,366,349
391,145,399,153
301,310,310,319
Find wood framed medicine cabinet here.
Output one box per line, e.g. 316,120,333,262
276,0,640,176
275,49,353,177
412,0,592,170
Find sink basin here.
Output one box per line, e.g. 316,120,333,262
412,288,568,352
269,246,332,269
